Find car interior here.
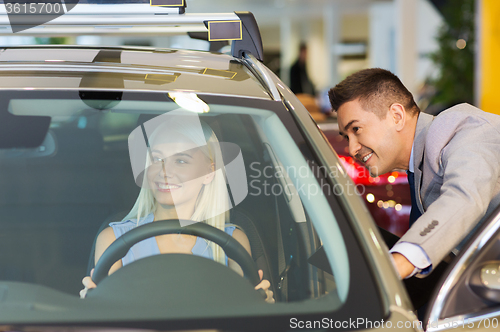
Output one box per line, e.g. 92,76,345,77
0,90,342,306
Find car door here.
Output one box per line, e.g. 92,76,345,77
425,204,500,331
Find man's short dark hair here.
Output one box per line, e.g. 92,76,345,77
328,68,420,118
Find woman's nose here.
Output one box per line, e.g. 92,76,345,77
159,159,174,178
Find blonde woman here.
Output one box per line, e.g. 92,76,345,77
81,113,273,302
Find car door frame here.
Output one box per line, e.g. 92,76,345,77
425,203,500,331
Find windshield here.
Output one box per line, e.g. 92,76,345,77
0,90,350,325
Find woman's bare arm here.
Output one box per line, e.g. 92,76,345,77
228,229,274,303
95,226,123,274
80,227,122,298
227,228,251,276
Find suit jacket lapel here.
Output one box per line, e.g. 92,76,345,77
412,112,434,214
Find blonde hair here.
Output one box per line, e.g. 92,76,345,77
123,117,229,265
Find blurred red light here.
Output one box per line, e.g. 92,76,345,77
338,155,407,185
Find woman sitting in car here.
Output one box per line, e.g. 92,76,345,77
80,111,274,303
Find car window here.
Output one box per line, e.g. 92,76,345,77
0,89,384,326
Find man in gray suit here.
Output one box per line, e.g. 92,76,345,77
329,68,500,279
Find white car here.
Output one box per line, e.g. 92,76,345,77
0,2,498,332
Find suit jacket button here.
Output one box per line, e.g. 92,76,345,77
420,231,426,236
432,220,439,226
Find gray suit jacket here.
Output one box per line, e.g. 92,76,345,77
398,103,500,269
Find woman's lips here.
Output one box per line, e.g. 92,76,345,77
155,182,181,192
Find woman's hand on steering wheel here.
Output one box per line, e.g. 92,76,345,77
256,269,274,303
80,268,96,299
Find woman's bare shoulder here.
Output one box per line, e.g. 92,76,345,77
231,228,251,255
97,226,116,243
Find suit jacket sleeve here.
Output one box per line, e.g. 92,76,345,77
398,117,500,270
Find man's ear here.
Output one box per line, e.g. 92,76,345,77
390,103,406,132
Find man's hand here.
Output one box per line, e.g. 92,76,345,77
392,253,415,279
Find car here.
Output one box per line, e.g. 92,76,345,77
1,2,500,332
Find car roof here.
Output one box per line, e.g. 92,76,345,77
0,46,271,100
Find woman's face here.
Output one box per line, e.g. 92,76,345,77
146,138,214,214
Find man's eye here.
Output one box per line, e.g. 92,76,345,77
176,159,187,164
344,135,349,142
353,127,359,133
152,156,163,163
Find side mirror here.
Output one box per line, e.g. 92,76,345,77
469,261,500,303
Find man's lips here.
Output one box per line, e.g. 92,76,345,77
356,150,374,164
155,182,181,192
361,152,373,163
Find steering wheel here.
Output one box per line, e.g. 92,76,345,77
92,219,261,287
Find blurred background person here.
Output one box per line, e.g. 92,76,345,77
290,43,315,96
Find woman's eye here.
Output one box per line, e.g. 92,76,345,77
176,159,187,164
353,127,359,133
152,156,163,163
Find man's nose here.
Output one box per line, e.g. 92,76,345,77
348,139,361,158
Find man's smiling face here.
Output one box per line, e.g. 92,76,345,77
337,99,404,177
